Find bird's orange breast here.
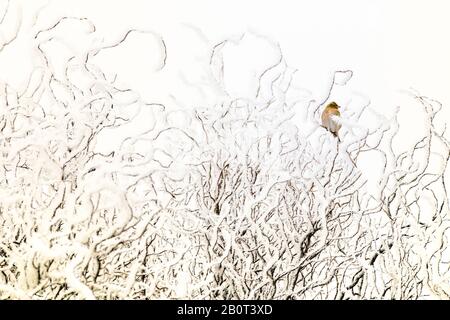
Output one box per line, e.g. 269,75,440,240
322,108,340,122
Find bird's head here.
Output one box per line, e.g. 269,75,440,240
327,101,340,109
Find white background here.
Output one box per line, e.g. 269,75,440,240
1,0,450,168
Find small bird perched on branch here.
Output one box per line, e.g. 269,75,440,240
321,101,358,168
321,101,342,141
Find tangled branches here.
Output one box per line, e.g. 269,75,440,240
0,3,448,299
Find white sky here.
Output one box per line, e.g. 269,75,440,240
2,0,449,152
37,0,450,106
3,0,450,101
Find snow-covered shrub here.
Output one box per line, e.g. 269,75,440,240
0,1,448,299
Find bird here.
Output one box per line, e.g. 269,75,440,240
321,101,358,168
321,101,342,141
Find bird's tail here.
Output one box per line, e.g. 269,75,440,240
333,131,341,142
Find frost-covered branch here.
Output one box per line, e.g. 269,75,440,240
0,3,448,300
